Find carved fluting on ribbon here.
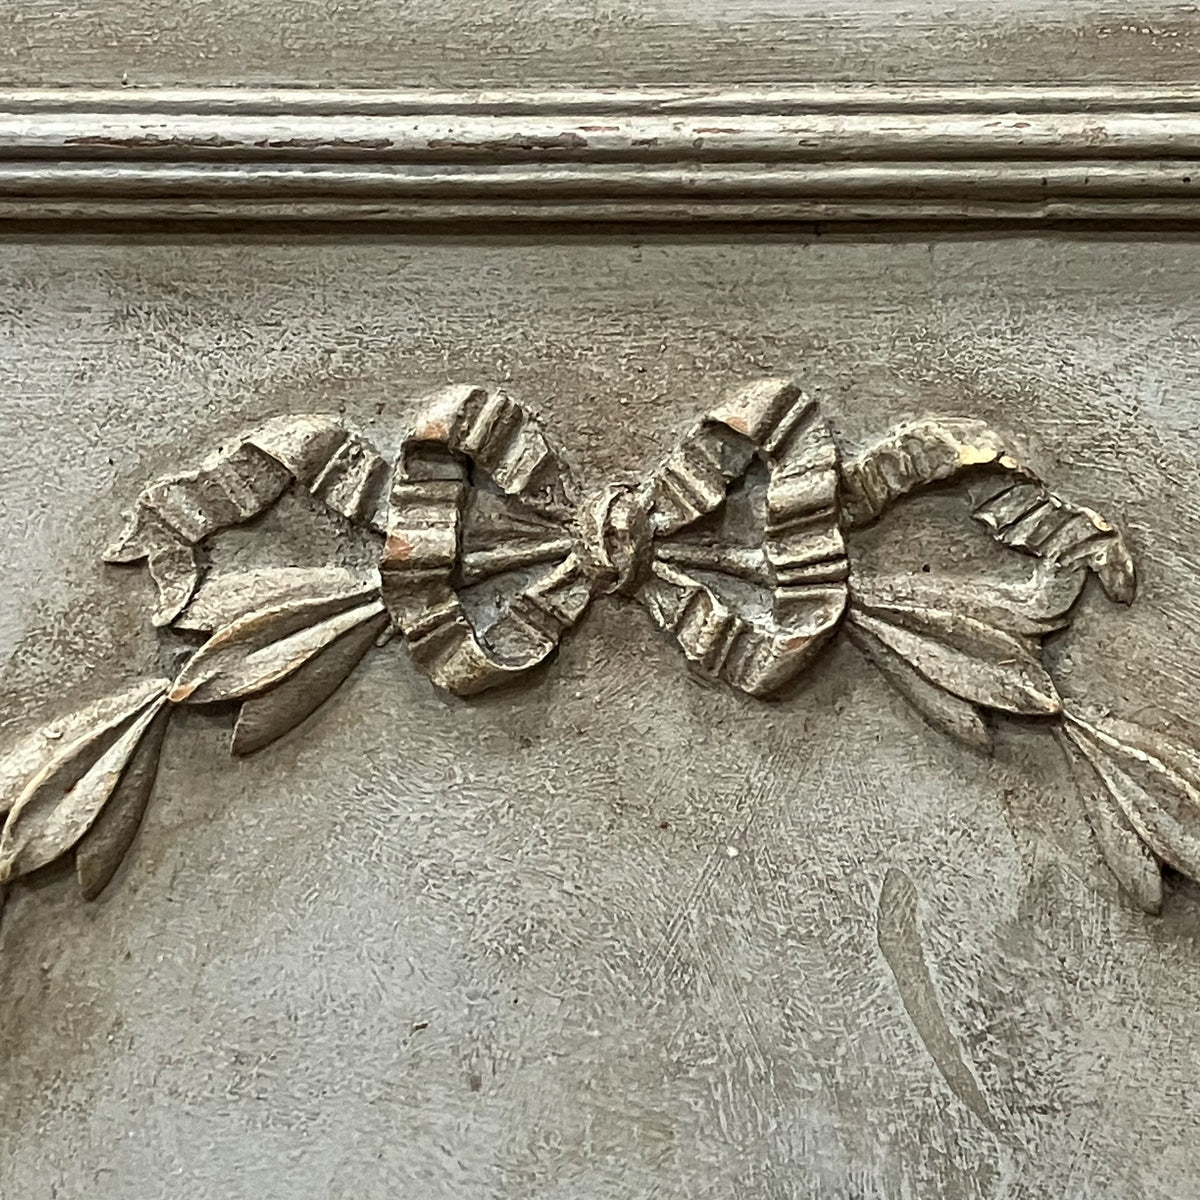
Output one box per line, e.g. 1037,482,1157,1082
0,375,1196,922
381,384,591,695
104,416,391,625
641,379,847,696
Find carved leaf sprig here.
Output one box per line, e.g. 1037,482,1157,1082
850,570,1076,640
0,680,172,893
846,575,1062,750
1061,711,1200,913
169,570,390,754
844,617,994,751
231,609,389,755
74,702,172,899
0,572,390,901
171,589,382,705
175,566,380,634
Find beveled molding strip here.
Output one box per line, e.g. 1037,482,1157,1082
4,84,1200,221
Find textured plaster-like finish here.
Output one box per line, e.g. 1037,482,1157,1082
1,235,1200,1198
1,0,1199,87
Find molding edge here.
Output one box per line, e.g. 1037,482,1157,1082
3,85,1200,221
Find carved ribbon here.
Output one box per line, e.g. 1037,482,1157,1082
379,379,846,696
0,376,1196,922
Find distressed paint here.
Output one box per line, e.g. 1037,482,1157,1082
2,235,1200,1198
0,1,1197,88
1,374,1162,909
6,87,1200,221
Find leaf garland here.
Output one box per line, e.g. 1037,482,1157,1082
1062,711,1200,907
0,682,171,884
0,579,391,897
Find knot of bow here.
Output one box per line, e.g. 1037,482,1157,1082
380,379,849,696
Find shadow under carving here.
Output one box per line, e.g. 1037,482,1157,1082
0,376,1193,924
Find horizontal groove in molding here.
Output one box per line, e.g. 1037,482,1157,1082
4,85,1200,221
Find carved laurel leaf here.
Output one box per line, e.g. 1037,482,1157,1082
844,619,992,752
1055,729,1163,914
846,605,1060,716
850,571,1073,639
170,595,388,706
0,687,170,882
1063,713,1200,886
232,608,390,756
74,703,172,900
0,679,169,819
176,566,380,633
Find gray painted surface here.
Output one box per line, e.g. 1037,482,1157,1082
1,234,1199,1197
1,0,1200,87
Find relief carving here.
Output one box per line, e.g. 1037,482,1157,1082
0,379,1190,917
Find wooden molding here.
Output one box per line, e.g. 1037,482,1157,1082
3,85,1200,221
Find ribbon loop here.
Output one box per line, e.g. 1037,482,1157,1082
382,379,851,698
381,385,591,696
637,378,850,696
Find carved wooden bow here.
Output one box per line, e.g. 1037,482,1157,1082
380,379,847,697
0,377,1195,921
